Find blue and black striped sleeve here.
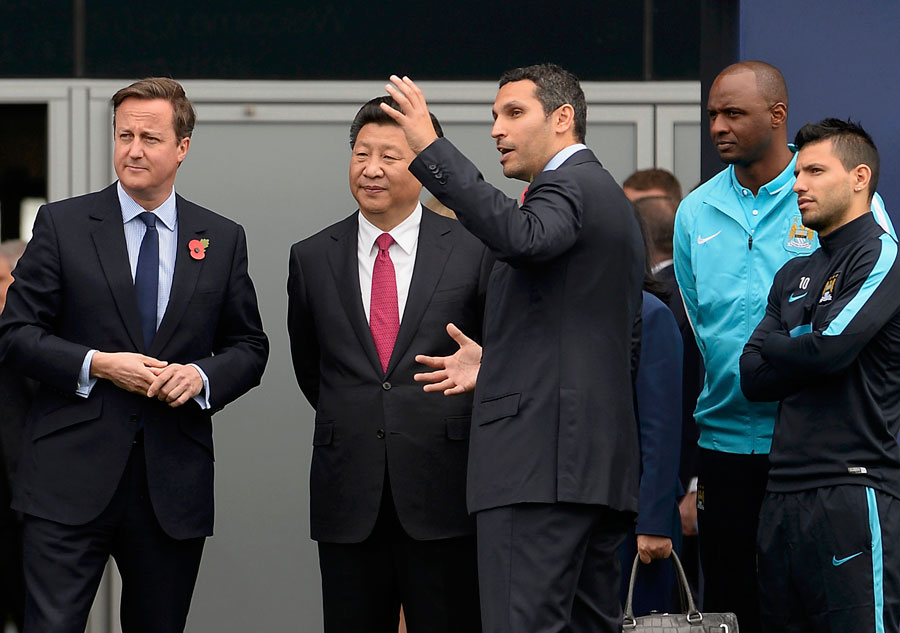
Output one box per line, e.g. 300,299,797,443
762,234,900,374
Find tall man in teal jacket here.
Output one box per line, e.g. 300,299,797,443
673,61,892,632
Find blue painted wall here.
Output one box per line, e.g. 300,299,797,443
739,0,900,217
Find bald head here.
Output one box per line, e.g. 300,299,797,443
707,61,792,175
716,61,788,109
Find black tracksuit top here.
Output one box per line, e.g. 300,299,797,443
741,213,900,498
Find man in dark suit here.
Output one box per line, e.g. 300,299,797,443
632,193,704,597
287,97,490,633
0,241,32,633
383,65,645,633
0,78,268,633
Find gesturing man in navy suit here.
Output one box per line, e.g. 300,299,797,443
287,97,490,633
0,78,268,633
383,65,645,633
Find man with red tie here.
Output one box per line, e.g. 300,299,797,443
287,96,491,633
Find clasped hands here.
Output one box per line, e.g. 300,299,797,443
91,351,203,407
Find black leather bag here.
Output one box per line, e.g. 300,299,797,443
622,551,739,632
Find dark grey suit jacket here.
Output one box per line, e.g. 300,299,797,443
411,139,645,514
288,208,492,543
0,183,268,539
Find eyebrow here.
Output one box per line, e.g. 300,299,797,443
354,142,405,153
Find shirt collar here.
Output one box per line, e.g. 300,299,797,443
729,145,798,197
117,181,177,230
543,143,588,172
358,202,422,256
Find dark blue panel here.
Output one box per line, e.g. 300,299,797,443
739,0,900,222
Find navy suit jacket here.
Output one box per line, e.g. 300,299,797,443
656,263,702,489
634,291,682,537
288,208,492,542
0,183,268,539
411,139,644,514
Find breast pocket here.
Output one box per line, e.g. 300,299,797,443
188,290,223,306
429,285,468,305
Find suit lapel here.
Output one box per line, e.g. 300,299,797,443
150,195,206,356
327,213,384,376
90,185,145,352
386,209,452,376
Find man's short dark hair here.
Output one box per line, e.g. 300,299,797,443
349,96,443,149
111,77,196,141
633,196,676,260
623,168,683,202
499,63,587,144
794,118,880,199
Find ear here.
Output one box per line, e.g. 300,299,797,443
770,101,788,128
554,104,576,136
176,136,191,166
851,163,872,194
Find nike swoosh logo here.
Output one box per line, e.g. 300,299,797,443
788,292,808,302
832,552,863,566
697,231,722,245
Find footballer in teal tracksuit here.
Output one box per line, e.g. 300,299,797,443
674,145,892,628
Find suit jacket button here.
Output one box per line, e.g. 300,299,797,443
428,163,438,172
376,429,385,439
382,381,391,390
129,414,139,423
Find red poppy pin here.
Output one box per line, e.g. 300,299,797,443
189,238,209,260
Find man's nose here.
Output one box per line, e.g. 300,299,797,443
709,114,727,137
491,119,504,139
362,158,383,177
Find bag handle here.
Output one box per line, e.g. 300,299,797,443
622,550,702,629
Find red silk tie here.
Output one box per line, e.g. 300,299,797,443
370,233,400,373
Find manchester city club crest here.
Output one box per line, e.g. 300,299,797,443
820,272,840,304
787,214,814,250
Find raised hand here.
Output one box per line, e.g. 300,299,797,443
380,75,439,154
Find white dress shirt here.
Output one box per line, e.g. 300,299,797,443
357,203,422,324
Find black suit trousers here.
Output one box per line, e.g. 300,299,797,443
476,502,632,633
22,434,204,633
317,473,481,633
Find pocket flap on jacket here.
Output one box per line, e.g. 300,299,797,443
477,393,520,425
445,416,471,440
313,422,333,446
32,397,103,440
